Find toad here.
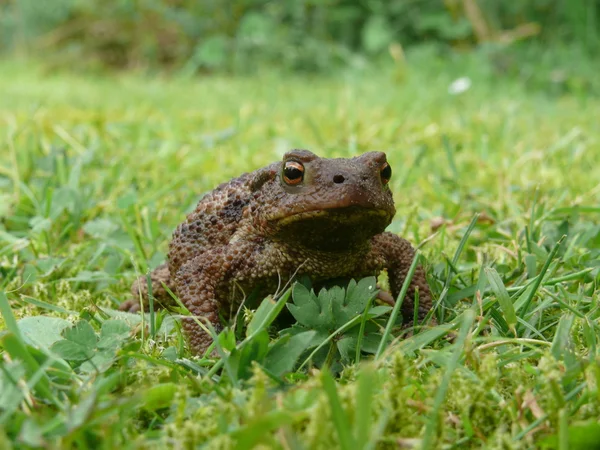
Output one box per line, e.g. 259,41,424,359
121,150,432,354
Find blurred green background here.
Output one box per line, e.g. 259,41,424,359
1,0,599,86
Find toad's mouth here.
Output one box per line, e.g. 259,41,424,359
270,206,393,250
273,206,391,227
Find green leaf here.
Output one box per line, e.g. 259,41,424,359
51,320,97,361
247,296,276,337
540,421,600,449
367,305,392,318
29,216,51,233
287,283,335,330
333,277,378,328
100,319,130,338
265,330,317,376
17,316,71,350
230,410,296,450
18,418,44,447
228,330,270,382
67,393,97,431
217,328,237,352
245,292,291,338
362,15,394,54
337,336,356,362
238,330,269,380
342,323,383,359
398,323,456,355
83,218,118,238
192,35,228,70
97,319,131,350
51,340,94,361
63,320,97,349
143,383,177,411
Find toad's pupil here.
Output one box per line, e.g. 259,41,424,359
284,166,303,180
381,163,392,182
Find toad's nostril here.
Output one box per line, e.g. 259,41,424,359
333,174,345,184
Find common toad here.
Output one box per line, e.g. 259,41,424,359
122,150,432,354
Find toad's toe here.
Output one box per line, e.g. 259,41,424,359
119,299,142,313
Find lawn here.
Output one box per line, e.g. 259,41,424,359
1,58,599,449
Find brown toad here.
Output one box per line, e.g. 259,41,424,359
122,150,432,354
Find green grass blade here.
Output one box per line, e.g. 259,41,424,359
1,333,56,403
246,293,289,338
298,315,362,370
0,291,21,338
485,267,518,335
517,235,566,323
421,309,475,449
146,271,156,339
322,370,355,450
375,252,420,359
355,364,377,450
442,135,459,179
355,293,375,364
240,287,291,346
514,382,587,442
551,313,575,360
230,410,296,450
431,213,479,323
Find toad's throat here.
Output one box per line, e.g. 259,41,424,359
271,207,393,251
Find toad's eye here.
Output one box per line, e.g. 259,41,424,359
380,162,392,185
283,161,304,185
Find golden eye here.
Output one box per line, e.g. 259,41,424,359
380,162,392,184
283,161,304,185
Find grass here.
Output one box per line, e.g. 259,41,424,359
0,56,599,449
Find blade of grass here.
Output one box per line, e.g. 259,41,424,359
412,288,420,328
429,213,479,324
0,355,58,424
442,135,459,179
528,188,539,243
355,364,377,450
514,382,586,442
230,410,296,450
146,271,156,339
204,287,292,379
421,309,475,450
298,314,362,370
375,252,420,359
517,235,566,325
19,295,76,314
1,333,57,404
558,408,569,450
485,267,518,336
322,369,355,450
355,292,375,364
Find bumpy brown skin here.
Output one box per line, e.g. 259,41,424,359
122,150,432,354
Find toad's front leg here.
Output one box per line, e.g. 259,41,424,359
370,232,432,322
175,252,231,355
174,242,278,355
